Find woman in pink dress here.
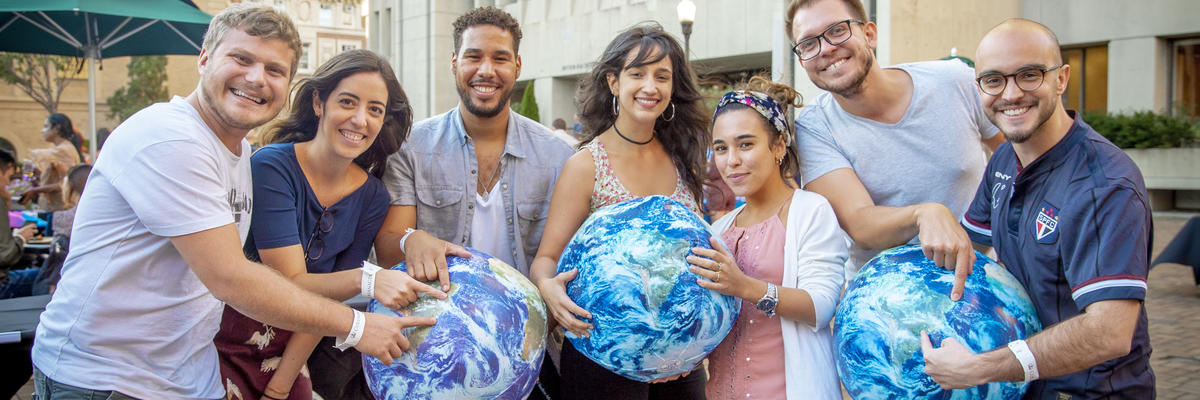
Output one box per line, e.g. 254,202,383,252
689,77,848,400
528,23,711,399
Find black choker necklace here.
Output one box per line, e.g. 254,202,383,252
613,124,653,145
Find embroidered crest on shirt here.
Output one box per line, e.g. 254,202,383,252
1034,201,1059,243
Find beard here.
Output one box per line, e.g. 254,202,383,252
813,51,873,98
456,80,512,118
993,98,1057,144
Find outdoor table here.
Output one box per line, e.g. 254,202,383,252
0,294,50,344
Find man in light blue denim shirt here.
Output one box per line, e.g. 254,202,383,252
376,6,572,287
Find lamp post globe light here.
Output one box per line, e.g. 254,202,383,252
677,0,696,57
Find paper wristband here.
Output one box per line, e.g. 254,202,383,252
398,228,416,254
333,309,365,351
1007,339,1039,382
361,261,383,298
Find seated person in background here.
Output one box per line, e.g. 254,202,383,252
32,163,92,296
1,149,35,270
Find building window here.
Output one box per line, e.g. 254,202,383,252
341,44,357,53
318,4,333,26
1172,38,1200,117
1061,44,1108,113
273,0,285,13
300,42,311,70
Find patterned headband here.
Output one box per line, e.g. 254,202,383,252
714,90,792,145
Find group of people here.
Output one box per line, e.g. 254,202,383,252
27,0,1154,399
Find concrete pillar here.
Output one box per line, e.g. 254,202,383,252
1107,37,1169,113
534,76,578,127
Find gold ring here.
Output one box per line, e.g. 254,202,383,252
716,262,723,272
715,270,721,283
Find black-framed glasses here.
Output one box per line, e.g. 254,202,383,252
976,65,1063,96
791,19,866,61
304,208,334,261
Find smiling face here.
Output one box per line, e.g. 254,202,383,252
607,46,674,126
41,118,55,141
975,27,1068,143
453,25,521,119
791,0,874,97
711,108,786,197
195,27,294,135
310,71,389,161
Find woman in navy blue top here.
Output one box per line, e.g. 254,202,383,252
214,50,443,400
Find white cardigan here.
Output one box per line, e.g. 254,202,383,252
711,189,847,400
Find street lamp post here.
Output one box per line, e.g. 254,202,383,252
677,0,696,58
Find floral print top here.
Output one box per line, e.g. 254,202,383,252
583,140,701,214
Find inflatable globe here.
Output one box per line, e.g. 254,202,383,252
558,195,740,382
835,245,1043,399
363,249,547,399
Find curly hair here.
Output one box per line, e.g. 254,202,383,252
265,49,412,179
452,7,523,54
713,76,804,182
575,22,710,203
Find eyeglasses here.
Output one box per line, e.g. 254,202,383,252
976,65,1063,96
792,19,866,61
304,208,334,261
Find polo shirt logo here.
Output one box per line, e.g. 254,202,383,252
1035,201,1059,243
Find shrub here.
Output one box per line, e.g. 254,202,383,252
1083,110,1200,149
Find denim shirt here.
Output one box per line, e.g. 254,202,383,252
383,107,574,275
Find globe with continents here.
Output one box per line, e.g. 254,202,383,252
363,249,547,399
835,245,1043,399
558,195,740,382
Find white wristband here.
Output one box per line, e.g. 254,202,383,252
1007,339,1039,382
398,228,417,255
333,309,366,351
361,261,383,298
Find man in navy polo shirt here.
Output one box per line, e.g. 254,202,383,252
919,19,1154,399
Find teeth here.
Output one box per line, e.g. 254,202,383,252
1003,107,1029,116
473,86,497,93
636,98,658,106
340,130,365,141
232,89,266,105
824,59,846,72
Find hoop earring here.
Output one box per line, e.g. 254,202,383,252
611,96,619,116
660,102,676,122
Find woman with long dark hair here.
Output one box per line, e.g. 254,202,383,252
213,49,443,400
528,23,711,399
690,77,847,399
27,113,85,210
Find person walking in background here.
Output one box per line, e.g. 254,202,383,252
25,113,84,211
786,0,1004,296
551,118,579,147
691,78,847,400
530,22,711,399
31,5,432,399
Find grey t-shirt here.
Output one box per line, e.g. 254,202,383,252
794,60,999,271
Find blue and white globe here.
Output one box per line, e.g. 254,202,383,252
363,249,547,399
835,245,1042,399
558,195,740,382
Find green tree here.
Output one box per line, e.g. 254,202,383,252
514,81,540,122
0,53,83,113
107,55,169,122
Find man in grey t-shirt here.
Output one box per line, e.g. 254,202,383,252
786,0,1004,300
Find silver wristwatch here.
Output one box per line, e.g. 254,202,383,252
755,282,779,317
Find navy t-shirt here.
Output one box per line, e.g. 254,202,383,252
960,112,1154,399
244,143,390,273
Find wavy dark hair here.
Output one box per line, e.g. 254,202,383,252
46,113,85,162
576,22,710,202
713,76,804,182
266,49,411,179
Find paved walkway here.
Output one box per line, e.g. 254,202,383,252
10,216,1200,399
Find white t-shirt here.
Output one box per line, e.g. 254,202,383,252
795,60,999,272
470,183,517,269
552,128,579,147
32,96,253,399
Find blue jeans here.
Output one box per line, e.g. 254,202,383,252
32,368,136,400
0,267,38,299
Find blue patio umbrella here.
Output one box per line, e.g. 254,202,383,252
0,0,213,159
